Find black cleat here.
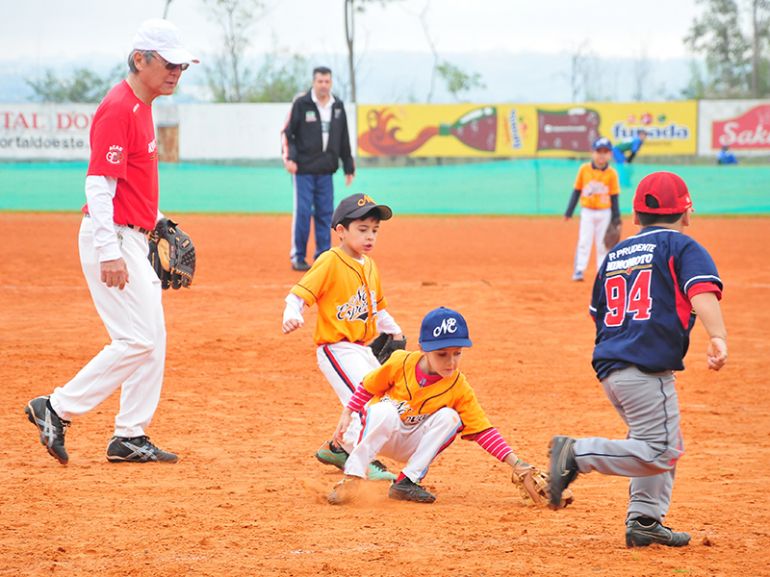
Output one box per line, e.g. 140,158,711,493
106,436,178,463
388,477,436,503
626,519,691,547
291,259,311,272
25,396,70,465
548,435,578,510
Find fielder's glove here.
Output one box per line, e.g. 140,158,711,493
603,219,622,250
148,218,196,289
511,460,574,508
369,332,407,364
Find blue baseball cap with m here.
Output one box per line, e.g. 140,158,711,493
419,307,473,352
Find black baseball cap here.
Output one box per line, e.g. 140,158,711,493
331,193,393,228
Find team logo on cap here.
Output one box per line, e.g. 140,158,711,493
106,145,124,165
432,317,458,337
357,194,376,207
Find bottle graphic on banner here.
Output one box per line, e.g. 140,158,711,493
358,106,498,155
437,106,497,152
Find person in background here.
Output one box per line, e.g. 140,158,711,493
281,66,355,272
717,145,738,165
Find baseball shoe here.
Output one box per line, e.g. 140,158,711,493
626,518,691,548
106,436,178,463
388,477,436,503
291,259,310,272
25,396,70,465
572,271,584,282
367,459,397,482
327,476,363,505
548,435,578,510
315,440,348,470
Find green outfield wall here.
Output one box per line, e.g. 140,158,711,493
1,160,768,215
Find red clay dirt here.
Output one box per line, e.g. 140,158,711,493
1,213,768,577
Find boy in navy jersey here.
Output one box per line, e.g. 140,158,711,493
548,171,728,548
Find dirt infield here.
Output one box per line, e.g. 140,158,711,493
2,213,768,577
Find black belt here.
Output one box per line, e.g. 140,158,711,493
84,214,152,235
126,224,152,235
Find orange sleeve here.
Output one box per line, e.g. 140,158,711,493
454,382,494,438
290,252,333,306
573,164,586,190
372,259,388,311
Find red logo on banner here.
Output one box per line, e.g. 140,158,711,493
712,105,770,149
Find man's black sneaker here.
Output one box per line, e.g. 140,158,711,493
548,435,578,510
388,477,436,503
106,436,178,463
25,396,70,465
291,259,310,272
626,519,691,547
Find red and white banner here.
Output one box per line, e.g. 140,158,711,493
0,104,96,160
698,100,770,156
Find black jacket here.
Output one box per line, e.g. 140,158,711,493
282,90,355,175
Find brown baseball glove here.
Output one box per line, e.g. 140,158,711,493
512,460,574,508
148,218,196,289
603,219,622,250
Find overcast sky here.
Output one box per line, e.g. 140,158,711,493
4,0,699,63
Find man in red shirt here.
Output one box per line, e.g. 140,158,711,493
25,19,198,464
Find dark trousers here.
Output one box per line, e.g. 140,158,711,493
291,173,334,262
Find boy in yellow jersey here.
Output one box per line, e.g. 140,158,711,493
282,193,404,481
328,307,552,504
564,137,621,281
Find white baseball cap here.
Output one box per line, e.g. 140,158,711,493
132,19,199,65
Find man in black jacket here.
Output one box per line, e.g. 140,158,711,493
281,66,355,271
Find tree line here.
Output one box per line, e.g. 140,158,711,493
25,0,770,104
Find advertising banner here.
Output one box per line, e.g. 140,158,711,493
698,100,770,155
357,101,697,158
0,104,97,160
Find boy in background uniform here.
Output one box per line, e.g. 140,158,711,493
549,172,728,547
282,193,404,481
565,137,621,282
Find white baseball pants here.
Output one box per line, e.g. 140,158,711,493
344,402,462,482
49,217,166,438
574,207,612,274
316,341,380,452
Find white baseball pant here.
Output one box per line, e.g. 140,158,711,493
49,217,166,438
574,207,612,274
316,341,380,452
344,402,462,482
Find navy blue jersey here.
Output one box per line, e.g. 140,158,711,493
590,227,722,379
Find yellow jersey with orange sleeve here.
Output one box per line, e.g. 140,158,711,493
290,247,387,346
361,350,493,438
574,162,620,210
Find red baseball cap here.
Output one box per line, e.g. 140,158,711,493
633,171,693,215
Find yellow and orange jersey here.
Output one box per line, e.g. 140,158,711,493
361,350,493,438
290,247,387,345
574,162,620,210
